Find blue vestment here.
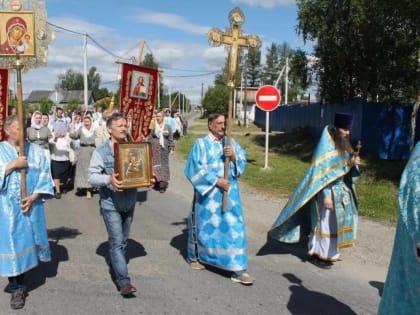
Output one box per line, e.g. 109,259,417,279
378,142,420,315
184,135,248,272
0,141,54,276
269,126,359,251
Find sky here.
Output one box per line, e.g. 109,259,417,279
7,0,312,105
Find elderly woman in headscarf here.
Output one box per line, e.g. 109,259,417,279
26,111,53,160
149,110,174,193
69,115,96,198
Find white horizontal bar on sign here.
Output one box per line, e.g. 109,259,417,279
258,95,278,101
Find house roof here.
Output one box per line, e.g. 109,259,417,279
24,90,93,104
60,90,92,103
25,90,54,103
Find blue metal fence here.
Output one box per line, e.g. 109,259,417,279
255,101,418,160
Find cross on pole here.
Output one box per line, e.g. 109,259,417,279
207,7,261,211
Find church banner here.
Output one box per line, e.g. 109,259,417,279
0,68,8,141
119,63,158,140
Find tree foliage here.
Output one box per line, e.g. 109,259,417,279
297,0,419,103
56,69,84,90
142,53,166,108
202,85,229,115
56,67,110,101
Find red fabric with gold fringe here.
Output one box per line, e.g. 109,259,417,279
119,63,158,140
0,68,9,141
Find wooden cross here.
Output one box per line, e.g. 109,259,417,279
207,7,261,211
207,7,261,88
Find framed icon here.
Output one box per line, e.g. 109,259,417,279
114,142,153,189
130,71,150,99
0,12,35,56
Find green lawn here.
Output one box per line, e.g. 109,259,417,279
177,120,403,224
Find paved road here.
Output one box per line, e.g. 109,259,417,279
0,155,388,314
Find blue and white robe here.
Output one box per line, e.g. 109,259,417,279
378,142,420,315
0,141,54,276
184,134,248,272
269,126,360,259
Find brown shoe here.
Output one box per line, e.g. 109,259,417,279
231,272,255,285
10,290,26,309
189,261,205,270
120,283,137,296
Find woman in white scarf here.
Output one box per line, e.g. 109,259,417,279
26,110,53,159
69,116,96,198
151,110,174,192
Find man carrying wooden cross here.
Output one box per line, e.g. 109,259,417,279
184,7,260,286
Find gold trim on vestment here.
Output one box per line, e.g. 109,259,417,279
272,159,348,227
338,241,355,249
313,230,338,238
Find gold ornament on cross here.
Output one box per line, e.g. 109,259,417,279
207,7,261,88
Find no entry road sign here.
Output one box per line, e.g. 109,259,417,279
255,85,281,111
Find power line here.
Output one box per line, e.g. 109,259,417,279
48,22,85,36
48,22,130,61
87,34,130,61
165,72,218,78
47,22,219,80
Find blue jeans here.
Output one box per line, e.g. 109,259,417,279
101,208,134,288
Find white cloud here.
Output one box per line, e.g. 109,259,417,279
130,10,210,35
19,14,222,105
230,0,296,8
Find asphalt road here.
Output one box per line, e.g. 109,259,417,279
0,155,387,315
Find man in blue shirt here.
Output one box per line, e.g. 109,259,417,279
88,112,147,297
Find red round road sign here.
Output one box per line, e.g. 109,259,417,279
255,85,281,111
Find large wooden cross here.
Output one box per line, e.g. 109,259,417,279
207,7,261,211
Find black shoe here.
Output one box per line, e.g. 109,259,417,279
10,290,26,310
55,192,61,199
308,256,333,269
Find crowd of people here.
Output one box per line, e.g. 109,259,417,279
0,107,417,314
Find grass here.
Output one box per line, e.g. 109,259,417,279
177,119,404,224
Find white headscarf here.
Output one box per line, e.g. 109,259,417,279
30,111,43,130
81,116,94,138
154,120,165,148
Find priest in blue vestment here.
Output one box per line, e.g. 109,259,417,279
269,113,361,269
0,115,54,309
184,113,254,285
378,141,419,315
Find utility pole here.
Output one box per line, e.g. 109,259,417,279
83,32,88,110
274,57,289,105
243,54,248,127
137,40,145,65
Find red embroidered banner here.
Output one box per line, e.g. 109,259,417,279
119,63,158,140
0,68,9,141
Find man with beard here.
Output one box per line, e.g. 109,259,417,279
268,113,361,269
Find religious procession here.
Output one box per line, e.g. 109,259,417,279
0,1,418,314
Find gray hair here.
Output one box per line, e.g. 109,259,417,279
106,112,126,128
4,114,19,130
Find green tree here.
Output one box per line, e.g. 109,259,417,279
56,69,84,90
88,66,109,100
243,48,262,87
56,67,109,99
142,53,165,108
297,0,419,103
39,97,54,114
202,85,229,115
261,43,281,86
65,98,82,112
